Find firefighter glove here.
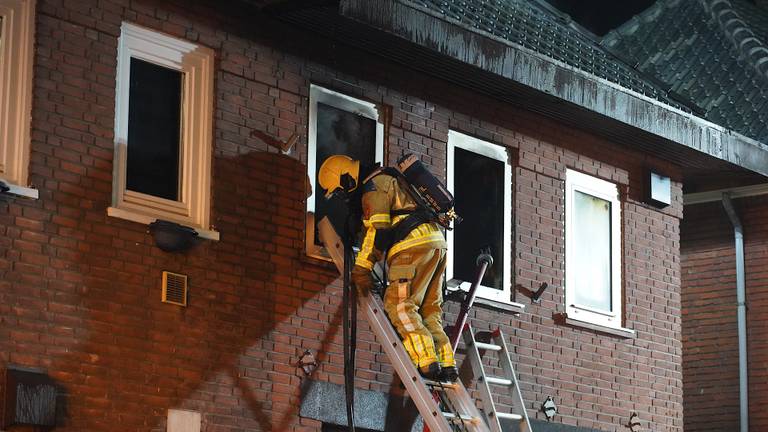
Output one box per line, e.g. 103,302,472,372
351,265,374,297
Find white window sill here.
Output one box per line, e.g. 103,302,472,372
107,207,220,241
554,312,636,339
475,297,526,314
445,285,526,315
1,182,39,199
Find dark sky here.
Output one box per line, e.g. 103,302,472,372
543,0,657,36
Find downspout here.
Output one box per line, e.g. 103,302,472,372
722,193,748,432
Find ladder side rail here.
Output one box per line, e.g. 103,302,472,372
462,324,504,432
438,371,492,432
492,330,532,432
361,295,454,432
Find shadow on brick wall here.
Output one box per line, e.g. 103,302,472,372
0,150,345,431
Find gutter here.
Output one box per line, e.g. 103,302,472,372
721,194,749,432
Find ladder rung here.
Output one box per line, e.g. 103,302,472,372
442,411,482,424
495,412,523,421
473,341,502,351
423,379,460,389
484,376,513,386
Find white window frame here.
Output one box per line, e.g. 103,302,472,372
446,130,512,304
305,84,384,260
108,22,217,240
565,169,623,329
0,0,37,198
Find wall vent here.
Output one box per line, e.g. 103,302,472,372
162,271,188,306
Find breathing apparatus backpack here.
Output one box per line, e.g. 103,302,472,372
369,154,461,252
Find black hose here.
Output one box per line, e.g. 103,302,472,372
342,214,357,431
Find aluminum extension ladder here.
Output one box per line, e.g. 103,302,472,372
318,217,530,431
460,323,532,432
319,217,489,431
362,294,490,432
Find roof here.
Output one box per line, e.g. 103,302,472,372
270,0,768,178
407,0,691,111
603,0,768,144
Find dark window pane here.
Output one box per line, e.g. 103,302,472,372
126,57,182,201
453,148,506,290
314,102,377,244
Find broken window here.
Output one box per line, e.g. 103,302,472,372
565,169,623,328
305,84,384,260
446,131,512,304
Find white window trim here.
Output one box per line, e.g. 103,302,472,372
109,22,217,240
565,169,623,329
446,130,513,304
0,0,37,198
305,84,384,260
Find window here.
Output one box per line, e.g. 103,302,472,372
446,131,512,304
109,22,217,239
305,84,384,260
0,0,37,198
565,169,623,328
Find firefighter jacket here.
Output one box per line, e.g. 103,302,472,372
354,171,447,270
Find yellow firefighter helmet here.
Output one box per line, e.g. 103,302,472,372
318,155,360,198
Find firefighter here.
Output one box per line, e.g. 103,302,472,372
318,155,458,382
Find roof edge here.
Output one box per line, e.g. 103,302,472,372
339,0,768,177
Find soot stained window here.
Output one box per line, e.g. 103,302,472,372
313,102,377,244
305,84,383,260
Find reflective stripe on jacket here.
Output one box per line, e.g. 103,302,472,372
354,172,446,270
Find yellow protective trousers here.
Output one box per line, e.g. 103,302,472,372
383,247,455,370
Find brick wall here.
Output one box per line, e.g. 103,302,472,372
0,0,685,430
681,196,768,431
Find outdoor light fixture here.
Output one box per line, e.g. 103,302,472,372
627,412,641,431
541,395,557,420
646,170,671,207
148,220,199,253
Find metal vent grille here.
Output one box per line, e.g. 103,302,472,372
162,271,188,306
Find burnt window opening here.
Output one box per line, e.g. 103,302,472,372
312,100,377,247
126,57,183,201
453,147,506,291
306,85,385,260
